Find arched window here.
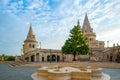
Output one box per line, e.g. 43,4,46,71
33,35,35,38
90,38,91,41
29,44,31,48
33,44,35,48
107,55,109,59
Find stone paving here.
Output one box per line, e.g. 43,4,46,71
0,63,120,80
103,68,120,80
0,63,38,80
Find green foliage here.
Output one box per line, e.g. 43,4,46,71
2,54,5,56
0,54,15,61
62,25,89,61
6,56,15,61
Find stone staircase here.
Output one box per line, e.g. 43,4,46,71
8,56,26,67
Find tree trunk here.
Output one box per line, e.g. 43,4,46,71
73,54,76,61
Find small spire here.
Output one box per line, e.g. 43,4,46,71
29,24,34,36
77,19,80,26
77,19,81,29
24,24,38,42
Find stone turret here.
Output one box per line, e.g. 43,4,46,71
77,19,81,29
77,20,80,27
23,24,38,54
82,13,96,48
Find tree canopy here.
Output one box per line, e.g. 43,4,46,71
62,25,89,61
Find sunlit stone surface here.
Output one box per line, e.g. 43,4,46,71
31,66,110,80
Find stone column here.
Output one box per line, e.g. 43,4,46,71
56,54,57,62
29,56,31,62
39,54,41,62
38,54,40,62
34,54,37,62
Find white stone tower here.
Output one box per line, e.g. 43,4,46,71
82,13,96,48
23,24,38,54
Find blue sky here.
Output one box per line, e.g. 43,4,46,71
0,0,120,56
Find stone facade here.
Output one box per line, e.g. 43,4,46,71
22,13,119,62
102,44,120,62
23,24,65,62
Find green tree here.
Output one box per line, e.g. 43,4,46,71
62,25,89,61
6,56,15,61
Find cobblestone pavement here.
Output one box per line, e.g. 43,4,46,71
0,63,38,80
0,63,120,80
103,68,120,80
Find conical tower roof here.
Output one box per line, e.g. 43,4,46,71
24,24,38,42
82,13,91,30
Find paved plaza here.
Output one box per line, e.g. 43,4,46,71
0,63,120,80
0,63,38,80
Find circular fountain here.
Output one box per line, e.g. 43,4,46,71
31,66,110,80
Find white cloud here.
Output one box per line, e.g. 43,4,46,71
2,0,9,5
0,0,120,55
85,0,99,9
18,0,23,5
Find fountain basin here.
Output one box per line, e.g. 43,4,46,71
32,66,110,80
71,70,91,80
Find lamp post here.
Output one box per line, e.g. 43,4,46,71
89,48,92,56
39,42,41,49
21,49,23,56
107,40,109,48
21,48,23,60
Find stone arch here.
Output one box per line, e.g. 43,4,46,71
33,44,35,48
110,56,112,61
29,44,31,48
31,55,35,62
47,55,50,61
25,57,29,62
52,55,56,62
42,56,44,62
57,55,60,62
